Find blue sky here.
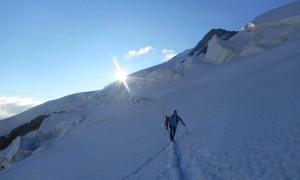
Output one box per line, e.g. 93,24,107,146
0,0,295,119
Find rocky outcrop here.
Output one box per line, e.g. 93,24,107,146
188,28,238,56
0,115,49,151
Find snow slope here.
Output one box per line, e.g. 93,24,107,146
1,1,300,179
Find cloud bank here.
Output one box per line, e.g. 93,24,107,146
124,46,153,60
161,49,177,62
0,96,43,120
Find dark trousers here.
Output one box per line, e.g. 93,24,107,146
169,126,177,141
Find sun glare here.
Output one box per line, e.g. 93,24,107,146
116,69,127,82
112,57,130,92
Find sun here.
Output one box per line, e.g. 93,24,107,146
116,69,127,82
112,57,130,92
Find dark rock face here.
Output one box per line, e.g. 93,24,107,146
189,28,238,56
0,115,50,151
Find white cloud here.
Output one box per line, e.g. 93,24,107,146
161,49,177,62
0,96,43,120
124,46,153,60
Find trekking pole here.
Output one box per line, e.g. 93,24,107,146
184,126,190,135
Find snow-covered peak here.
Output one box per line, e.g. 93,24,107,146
251,1,300,25
203,1,300,64
188,28,238,57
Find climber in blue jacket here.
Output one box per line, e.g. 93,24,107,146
169,110,185,141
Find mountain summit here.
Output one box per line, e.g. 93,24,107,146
188,28,238,56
